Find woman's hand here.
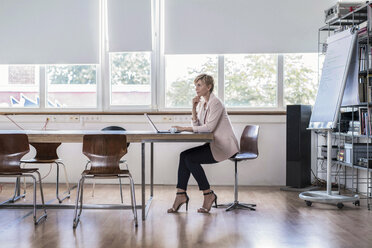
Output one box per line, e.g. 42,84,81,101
171,126,193,132
192,96,200,108
172,126,183,132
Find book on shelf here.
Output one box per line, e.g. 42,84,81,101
358,46,372,72
358,74,372,103
358,107,372,135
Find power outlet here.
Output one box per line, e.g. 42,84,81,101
69,115,80,122
49,115,80,123
174,115,190,123
81,115,102,122
162,116,173,122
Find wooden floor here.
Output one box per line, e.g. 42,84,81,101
0,183,371,248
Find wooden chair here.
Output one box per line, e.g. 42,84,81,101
73,134,137,228
217,125,259,211
87,126,129,202
21,142,71,203
0,134,47,224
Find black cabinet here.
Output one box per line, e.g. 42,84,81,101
286,105,312,188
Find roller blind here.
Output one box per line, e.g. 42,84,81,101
164,0,336,54
107,0,152,52
0,0,99,64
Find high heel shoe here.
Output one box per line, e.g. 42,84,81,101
167,191,189,213
198,190,217,213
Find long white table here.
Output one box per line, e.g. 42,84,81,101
0,130,213,220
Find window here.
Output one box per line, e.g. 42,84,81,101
0,65,39,108
46,65,97,108
0,3,322,112
224,54,277,107
283,53,319,105
165,55,218,108
109,52,151,106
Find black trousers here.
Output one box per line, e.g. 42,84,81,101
176,143,217,191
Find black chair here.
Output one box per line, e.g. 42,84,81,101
73,134,137,228
217,125,259,211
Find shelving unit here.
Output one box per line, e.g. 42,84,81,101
314,2,372,210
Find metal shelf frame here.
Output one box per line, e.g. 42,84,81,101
306,2,372,209
318,1,372,207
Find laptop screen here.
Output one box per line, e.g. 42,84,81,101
144,113,159,132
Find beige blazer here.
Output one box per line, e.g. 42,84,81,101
192,93,239,162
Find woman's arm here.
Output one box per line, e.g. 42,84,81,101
192,96,201,126
173,101,224,133
192,101,223,133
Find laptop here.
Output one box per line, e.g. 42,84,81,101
144,113,180,133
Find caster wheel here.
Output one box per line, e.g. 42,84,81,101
305,201,312,207
58,200,62,204
353,200,360,206
337,203,344,209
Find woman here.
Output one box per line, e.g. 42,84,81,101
168,74,239,213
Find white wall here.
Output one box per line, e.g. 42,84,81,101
0,114,286,186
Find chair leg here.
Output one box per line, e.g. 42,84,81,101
84,161,95,197
32,172,47,225
20,163,27,196
92,181,95,197
73,177,84,228
78,178,85,218
128,176,138,227
20,163,28,197
23,173,27,195
10,177,25,202
119,178,123,204
217,161,256,211
1,177,25,205
60,162,71,195
55,162,70,203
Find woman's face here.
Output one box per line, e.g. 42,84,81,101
194,80,211,97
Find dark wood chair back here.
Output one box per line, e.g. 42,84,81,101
30,143,61,160
240,125,259,156
83,134,127,174
0,134,30,172
101,126,130,147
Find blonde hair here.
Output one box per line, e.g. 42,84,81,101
194,74,214,93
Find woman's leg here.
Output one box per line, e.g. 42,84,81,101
177,143,216,191
169,144,216,213
176,149,192,191
178,144,218,213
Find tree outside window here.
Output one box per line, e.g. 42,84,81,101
110,52,151,106
165,55,218,108
46,65,97,108
225,54,277,107
284,53,320,106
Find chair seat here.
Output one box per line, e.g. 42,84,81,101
21,158,62,163
0,168,39,175
82,169,130,177
229,152,258,161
